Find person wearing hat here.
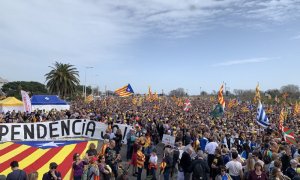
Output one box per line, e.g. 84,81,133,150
6,161,27,180
42,162,62,180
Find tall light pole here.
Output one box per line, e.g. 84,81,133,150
84,66,93,100
200,87,202,96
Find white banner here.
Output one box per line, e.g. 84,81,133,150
162,134,175,146
0,119,132,144
21,90,32,113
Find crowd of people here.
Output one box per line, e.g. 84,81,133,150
1,95,300,180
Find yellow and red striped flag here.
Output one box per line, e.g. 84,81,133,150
254,83,261,103
85,94,94,103
241,106,250,113
0,140,97,180
115,84,134,97
218,84,225,110
147,86,153,101
294,101,300,116
279,108,285,130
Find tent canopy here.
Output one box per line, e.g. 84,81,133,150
0,97,23,106
31,95,68,105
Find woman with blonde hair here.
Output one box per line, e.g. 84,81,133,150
244,154,255,180
27,171,38,180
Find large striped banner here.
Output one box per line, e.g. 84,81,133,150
0,140,97,180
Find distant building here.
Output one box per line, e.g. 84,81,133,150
0,77,8,89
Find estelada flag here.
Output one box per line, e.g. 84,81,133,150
0,140,98,179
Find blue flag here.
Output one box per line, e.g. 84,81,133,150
256,103,270,128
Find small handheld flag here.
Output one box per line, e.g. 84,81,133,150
183,99,191,112
281,126,297,145
115,84,134,97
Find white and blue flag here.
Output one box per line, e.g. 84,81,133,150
256,103,270,128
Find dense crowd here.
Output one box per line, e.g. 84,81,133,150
1,96,300,180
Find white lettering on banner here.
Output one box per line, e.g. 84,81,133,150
162,134,175,146
0,119,132,144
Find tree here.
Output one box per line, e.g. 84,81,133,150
75,85,92,97
280,84,300,99
1,81,48,99
233,89,255,101
201,91,208,96
169,88,187,97
280,84,299,94
45,62,80,98
265,89,280,98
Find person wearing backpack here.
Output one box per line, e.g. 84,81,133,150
188,151,210,180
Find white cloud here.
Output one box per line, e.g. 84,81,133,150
212,57,275,67
292,34,300,40
0,0,298,83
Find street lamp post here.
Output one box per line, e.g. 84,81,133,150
200,87,201,96
84,66,93,100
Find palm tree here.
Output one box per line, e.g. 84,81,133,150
45,62,80,98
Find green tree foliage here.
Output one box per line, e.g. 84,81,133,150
74,85,92,97
169,88,187,97
1,81,48,99
45,62,80,98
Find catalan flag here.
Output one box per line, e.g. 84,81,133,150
85,94,94,103
147,86,153,101
241,106,250,113
218,84,225,110
210,96,216,102
228,99,238,109
279,108,285,130
159,161,167,174
254,83,261,103
115,84,134,97
0,140,97,180
153,92,159,101
294,101,300,116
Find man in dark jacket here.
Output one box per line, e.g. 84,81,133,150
180,147,193,180
42,162,62,180
286,159,298,179
7,161,27,180
189,151,210,180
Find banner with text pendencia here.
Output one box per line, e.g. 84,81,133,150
0,119,133,144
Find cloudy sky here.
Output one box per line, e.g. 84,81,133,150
0,0,300,94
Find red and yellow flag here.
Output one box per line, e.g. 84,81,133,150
0,141,97,180
218,84,225,110
254,83,261,103
279,108,285,130
294,101,300,116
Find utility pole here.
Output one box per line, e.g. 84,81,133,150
200,87,202,96
84,66,93,100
